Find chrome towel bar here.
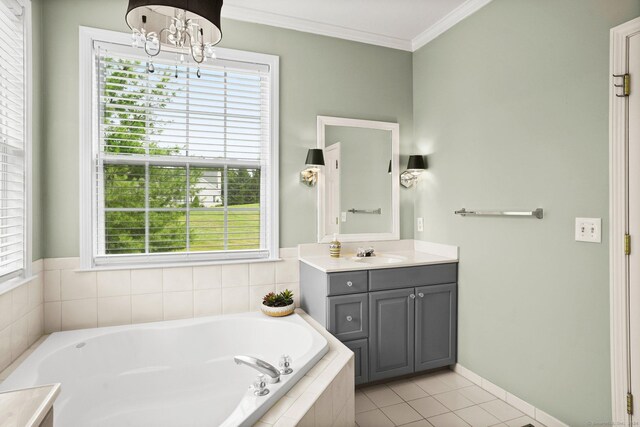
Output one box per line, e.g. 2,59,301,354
348,208,382,214
454,208,544,219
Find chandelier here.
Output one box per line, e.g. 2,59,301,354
126,0,224,77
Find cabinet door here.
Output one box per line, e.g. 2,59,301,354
344,339,368,385
369,288,415,382
415,283,457,372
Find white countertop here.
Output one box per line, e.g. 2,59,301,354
0,383,60,427
298,240,458,273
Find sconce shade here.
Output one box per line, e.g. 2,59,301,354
305,149,325,166
126,0,223,46
406,155,426,171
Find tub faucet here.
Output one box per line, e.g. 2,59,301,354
234,355,280,384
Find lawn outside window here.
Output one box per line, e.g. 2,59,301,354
79,27,279,269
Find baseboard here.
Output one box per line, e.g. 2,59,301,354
453,364,568,427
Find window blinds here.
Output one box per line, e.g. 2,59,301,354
0,0,25,280
94,43,272,261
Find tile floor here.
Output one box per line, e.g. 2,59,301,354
355,370,545,427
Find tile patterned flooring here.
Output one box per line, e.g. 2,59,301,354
355,370,546,427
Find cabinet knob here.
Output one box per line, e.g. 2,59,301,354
409,294,416,299
418,293,424,298
346,315,353,322
346,281,353,287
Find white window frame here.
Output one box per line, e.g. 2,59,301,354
0,0,32,292
79,26,279,269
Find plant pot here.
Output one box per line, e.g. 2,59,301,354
261,303,295,317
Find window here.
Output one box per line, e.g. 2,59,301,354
80,28,279,268
0,0,30,284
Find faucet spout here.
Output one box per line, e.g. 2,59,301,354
234,355,281,384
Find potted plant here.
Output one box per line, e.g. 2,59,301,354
261,289,295,317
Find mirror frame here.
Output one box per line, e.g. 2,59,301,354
317,116,400,243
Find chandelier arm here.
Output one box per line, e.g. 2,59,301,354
144,27,170,58
186,35,205,64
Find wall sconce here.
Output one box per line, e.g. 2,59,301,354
400,155,427,188
300,148,325,187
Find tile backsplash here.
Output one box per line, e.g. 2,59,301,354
43,248,300,333
0,262,45,373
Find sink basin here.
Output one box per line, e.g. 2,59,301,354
350,255,406,265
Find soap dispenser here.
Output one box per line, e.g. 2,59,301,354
329,234,341,258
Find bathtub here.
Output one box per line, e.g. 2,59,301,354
0,312,329,426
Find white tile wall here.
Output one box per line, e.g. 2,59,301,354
0,261,45,373
43,250,301,332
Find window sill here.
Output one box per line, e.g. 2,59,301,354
0,274,37,297
77,256,287,272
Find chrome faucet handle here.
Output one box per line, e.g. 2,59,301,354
279,354,293,375
252,374,270,396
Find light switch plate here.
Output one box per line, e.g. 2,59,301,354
417,217,424,232
575,218,601,243
341,212,347,222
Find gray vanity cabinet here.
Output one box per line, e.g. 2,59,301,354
415,283,457,372
368,288,415,382
344,338,368,384
299,261,457,385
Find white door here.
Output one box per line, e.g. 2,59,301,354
324,143,341,236
628,32,640,421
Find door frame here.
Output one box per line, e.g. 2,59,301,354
610,16,640,425
324,142,341,236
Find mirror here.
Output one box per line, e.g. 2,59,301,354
317,116,400,243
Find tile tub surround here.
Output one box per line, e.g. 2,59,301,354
298,239,458,273
42,249,300,332
0,261,45,374
258,309,355,427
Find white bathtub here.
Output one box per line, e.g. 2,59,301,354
0,312,328,426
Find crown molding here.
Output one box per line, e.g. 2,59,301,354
222,0,492,53
222,5,413,51
411,0,493,51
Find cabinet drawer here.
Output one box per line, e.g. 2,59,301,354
344,339,368,385
369,263,457,291
328,294,368,341
328,271,368,296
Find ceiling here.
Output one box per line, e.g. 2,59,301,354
221,0,492,51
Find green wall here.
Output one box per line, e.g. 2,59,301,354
412,0,640,424
30,0,43,260
40,0,414,257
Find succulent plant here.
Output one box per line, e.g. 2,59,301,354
262,289,294,307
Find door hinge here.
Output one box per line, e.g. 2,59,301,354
627,392,633,415
625,234,631,255
614,73,631,97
